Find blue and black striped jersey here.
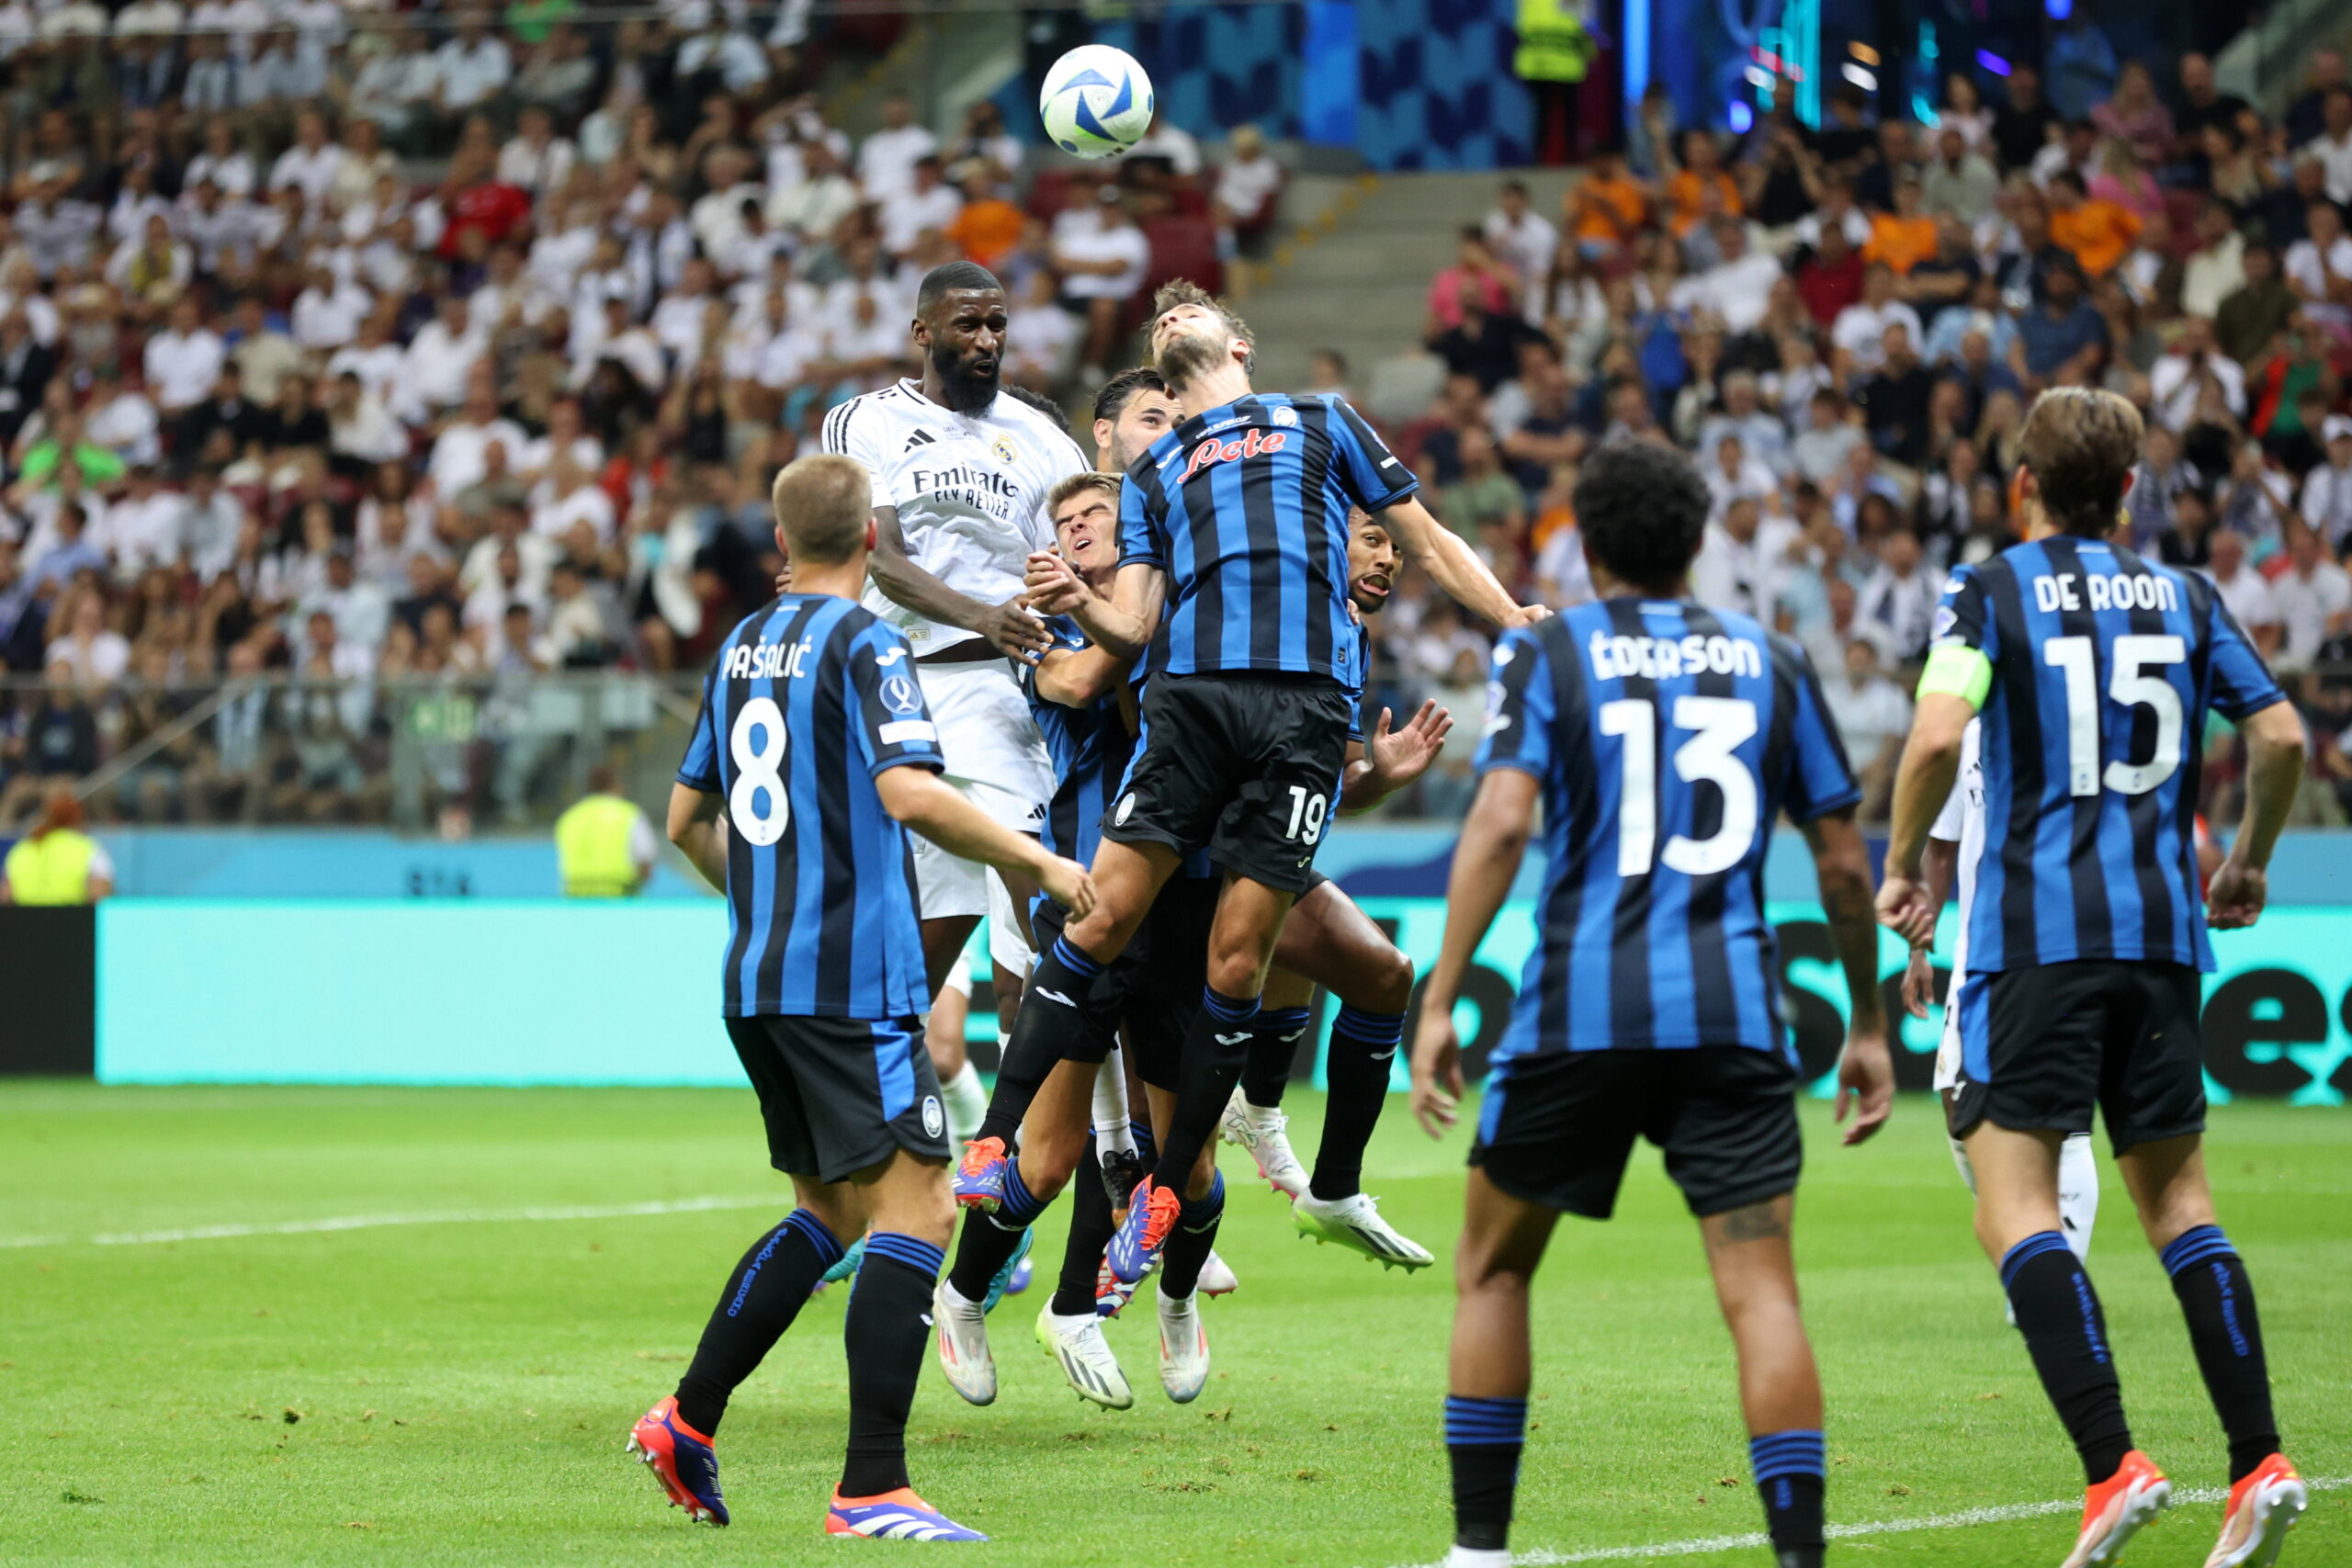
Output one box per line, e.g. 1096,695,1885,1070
1021,615,1133,867
1118,393,1415,682
676,594,943,1019
1935,536,2286,975
1476,600,1860,1065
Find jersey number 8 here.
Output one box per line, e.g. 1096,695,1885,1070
729,698,790,845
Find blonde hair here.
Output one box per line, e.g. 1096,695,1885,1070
770,454,872,564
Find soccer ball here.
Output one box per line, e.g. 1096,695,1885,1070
1039,45,1155,160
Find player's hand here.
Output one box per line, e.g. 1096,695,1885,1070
1022,551,1091,616
977,595,1052,664
2206,856,2268,930
1834,1029,1894,1145
1036,854,1096,920
772,563,793,597
1900,947,1935,1021
1503,603,1551,627
1408,1008,1464,1139
1874,872,1938,950
1366,701,1453,791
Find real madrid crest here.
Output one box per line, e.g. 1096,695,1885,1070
991,434,1019,466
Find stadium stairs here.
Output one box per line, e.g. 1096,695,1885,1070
1239,168,1575,405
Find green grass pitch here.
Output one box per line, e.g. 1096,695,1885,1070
1,1083,2344,1566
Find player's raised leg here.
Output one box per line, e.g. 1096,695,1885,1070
1265,880,1430,1269
2115,1134,2304,1567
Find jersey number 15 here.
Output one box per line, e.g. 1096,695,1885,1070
2044,635,2184,798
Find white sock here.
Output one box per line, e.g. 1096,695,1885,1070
1948,1134,1977,1196
939,1063,989,1145
2057,1132,2099,1258
1092,1050,1135,1156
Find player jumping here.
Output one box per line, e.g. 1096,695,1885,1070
629,454,1093,1541
967,279,1537,1294
1410,440,1894,1568
821,260,1090,1135
1878,389,2310,1568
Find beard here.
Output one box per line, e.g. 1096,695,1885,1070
1153,324,1229,391
930,342,999,414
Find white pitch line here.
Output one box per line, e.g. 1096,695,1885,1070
0,1194,779,1250
1397,1475,2344,1565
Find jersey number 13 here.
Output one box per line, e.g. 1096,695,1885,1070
1599,695,1758,876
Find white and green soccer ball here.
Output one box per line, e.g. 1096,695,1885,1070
1038,44,1155,160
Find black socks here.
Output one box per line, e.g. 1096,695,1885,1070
1312,1004,1406,1201
2162,1225,2280,1483
674,1209,842,1436
1236,1006,1308,1108
1444,1394,1526,1551
975,936,1105,1146
1159,1169,1226,1298
840,1233,944,1497
2001,1231,2133,1484
945,1157,1049,1303
1147,987,1259,1190
1750,1429,1826,1566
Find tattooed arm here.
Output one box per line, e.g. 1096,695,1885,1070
1804,807,1894,1145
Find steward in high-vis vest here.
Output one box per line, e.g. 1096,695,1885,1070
2,787,114,906
1514,0,1594,83
556,765,658,897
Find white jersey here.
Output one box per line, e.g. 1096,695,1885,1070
821,380,1089,655
1930,719,1984,1089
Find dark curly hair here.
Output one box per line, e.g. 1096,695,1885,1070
1572,440,1712,595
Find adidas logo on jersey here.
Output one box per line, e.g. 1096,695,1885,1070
903,429,937,451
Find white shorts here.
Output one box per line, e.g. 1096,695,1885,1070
1934,967,1963,1092
907,660,1053,922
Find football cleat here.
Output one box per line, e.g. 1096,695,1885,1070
952,1137,1011,1212
1220,1089,1308,1198
1093,1249,1149,1318
2061,1450,2171,1567
1442,1549,1513,1568
979,1227,1034,1314
1099,1142,1148,1211
2203,1453,2306,1568
812,1234,865,1294
825,1486,987,1540
1156,1291,1210,1403
1292,1190,1435,1271
1035,1302,1134,1409
1197,1248,1238,1296
627,1396,728,1526
1105,1177,1182,1284
931,1279,997,1405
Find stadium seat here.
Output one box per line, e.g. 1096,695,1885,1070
1363,351,1448,428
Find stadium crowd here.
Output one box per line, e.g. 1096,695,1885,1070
0,3,2344,830
0,2,1258,828
1366,43,2352,827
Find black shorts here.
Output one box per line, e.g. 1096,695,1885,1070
1946,960,2206,1156
1026,876,1217,1087
1471,1047,1803,1220
724,1014,950,1183
1104,672,1352,894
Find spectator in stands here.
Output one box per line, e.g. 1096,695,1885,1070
2207,528,2281,659
1821,637,1912,818
1483,177,1556,296
2272,525,2352,672
1054,186,1150,381
2018,258,2107,385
